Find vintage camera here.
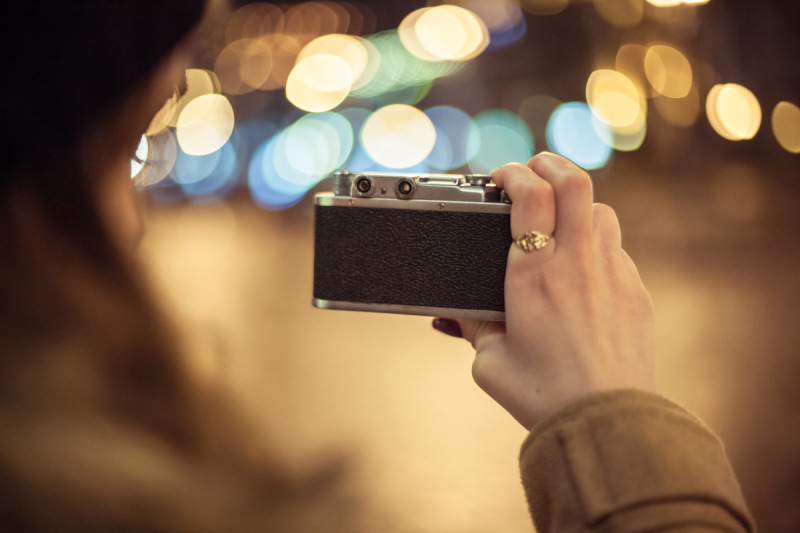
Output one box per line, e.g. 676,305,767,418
313,171,512,321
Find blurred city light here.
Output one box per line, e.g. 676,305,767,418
284,112,353,178
772,101,800,154
601,110,647,151
286,54,353,112
644,45,693,98
176,94,235,155
586,69,643,127
354,30,464,99
592,0,644,28
173,142,221,185
424,106,479,171
468,109,534,173
707,83,761,141
361,104,437,168
225,3,285,44
131,135,149,178
146,92,179,136
215,39,273,94
178,140,239,200
616,44,659,98
139,129,178,187
400,6,488,62
546,102,613,170
126,0,795,213
465,0,526,49
248,135,308,209
296,34,372,89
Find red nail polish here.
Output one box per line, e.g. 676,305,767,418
432,318,462,338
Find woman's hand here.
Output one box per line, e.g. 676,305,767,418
433,153,655,430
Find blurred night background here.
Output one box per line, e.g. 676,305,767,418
132,0,800,531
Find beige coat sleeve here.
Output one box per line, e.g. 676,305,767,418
519,390,755,533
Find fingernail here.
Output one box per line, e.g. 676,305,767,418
432,318,462,338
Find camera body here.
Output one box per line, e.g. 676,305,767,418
313,171,512,321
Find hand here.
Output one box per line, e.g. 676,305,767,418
433,153,655,430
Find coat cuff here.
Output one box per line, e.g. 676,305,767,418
519,389,755,533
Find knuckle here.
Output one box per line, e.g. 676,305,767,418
561,169,592,195
519,181,554,211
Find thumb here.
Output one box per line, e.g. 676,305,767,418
432,318,506,350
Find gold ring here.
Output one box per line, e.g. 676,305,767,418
514,230,551,252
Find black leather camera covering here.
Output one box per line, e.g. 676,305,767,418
314,205,512,312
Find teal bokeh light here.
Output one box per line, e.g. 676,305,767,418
352,30,465,99
284,112,353,180
248,135,308,210
467,109,534,174
546,102,612,170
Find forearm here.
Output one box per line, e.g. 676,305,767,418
519,390,754,533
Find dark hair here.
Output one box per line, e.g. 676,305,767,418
0,2,353,530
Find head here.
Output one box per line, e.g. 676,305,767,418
0,4,354,531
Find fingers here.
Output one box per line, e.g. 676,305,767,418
490,163,555,240
528,153,593,250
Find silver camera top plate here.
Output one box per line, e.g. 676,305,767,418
318,171,512,214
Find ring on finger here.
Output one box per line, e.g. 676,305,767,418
514,230,551,252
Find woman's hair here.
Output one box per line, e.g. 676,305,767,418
0,2,353,530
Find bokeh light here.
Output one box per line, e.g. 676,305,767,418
139,128,178,187
398,8,441,62
592,0,645,28
546,102,613,170
176,94,236,156
248,135,308,210
262,35,305,90
600,110,647,151
616,44,659,98
284,112,353,178
654,84,700,127
586,69,644,127
644,45,693,98
175,140,239,200
772,101,800,154
146,92,179,136
466,0,526,49
399,6,488,62
224,3,284,45
286,54,353,112
215,39,273,95
172,143,221,185
361,104,437,168
424,106,479,170
467,109,534,174
296,34,372,89
353,30,464,99
707,83,761,141
131,135,149,178
148,70,220,135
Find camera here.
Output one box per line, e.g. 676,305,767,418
313,171,513,321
